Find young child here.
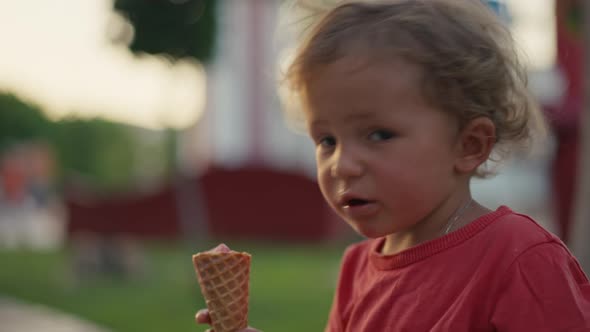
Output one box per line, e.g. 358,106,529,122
197,0,590,330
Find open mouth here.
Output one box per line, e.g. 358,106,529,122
338,195,379,217
344,198,371,207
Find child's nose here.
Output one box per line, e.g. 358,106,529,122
330,148,364,178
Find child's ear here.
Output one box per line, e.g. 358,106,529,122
454,117,496,174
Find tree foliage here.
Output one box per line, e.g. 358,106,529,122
113,0,216,62
0,94,50,151
50,117,136,191
0,93,137,192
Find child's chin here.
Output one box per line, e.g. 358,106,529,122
352,224,389,239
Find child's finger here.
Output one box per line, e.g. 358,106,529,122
195,309,212,324
196,310,260,332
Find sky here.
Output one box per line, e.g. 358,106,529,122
507,0,556,70
0,0,206,130
0,0,555,130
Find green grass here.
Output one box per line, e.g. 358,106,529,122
0,241,347,332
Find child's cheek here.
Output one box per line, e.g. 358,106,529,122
317,171,335,205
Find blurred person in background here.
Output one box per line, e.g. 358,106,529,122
196,0,590,331
0,147,28,248
0,143,63,249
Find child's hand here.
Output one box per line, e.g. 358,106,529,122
195,309,261,332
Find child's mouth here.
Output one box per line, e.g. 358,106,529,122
340,196,379,218
346,199,370,207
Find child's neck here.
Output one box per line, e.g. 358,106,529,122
380,201,491,255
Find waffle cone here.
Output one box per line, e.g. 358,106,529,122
193,247,251,332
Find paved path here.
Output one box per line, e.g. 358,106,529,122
0,296,111,332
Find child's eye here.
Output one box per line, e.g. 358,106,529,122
368,129,395,141
319,136,336,147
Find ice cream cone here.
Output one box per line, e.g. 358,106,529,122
192,244,251,332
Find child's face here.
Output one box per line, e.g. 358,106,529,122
304,57,463,239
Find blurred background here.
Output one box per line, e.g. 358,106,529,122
0,0,589,331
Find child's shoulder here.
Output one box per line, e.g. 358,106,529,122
487,210,590,314
487,206,560,244
481,206,569,261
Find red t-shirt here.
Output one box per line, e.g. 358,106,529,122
326,206,590,331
